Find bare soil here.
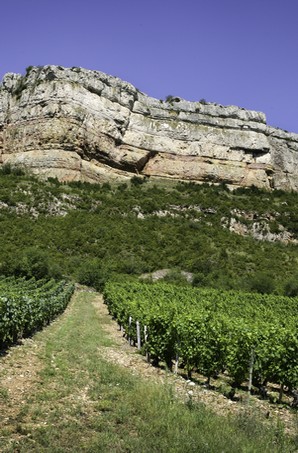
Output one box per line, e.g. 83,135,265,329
0,302,73,440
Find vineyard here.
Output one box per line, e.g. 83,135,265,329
104,281,298,402
0,276,74,348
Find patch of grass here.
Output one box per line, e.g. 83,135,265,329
0,386,9,401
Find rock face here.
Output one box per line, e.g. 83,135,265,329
1,65,298,190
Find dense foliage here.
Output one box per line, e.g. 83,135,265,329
0,169,298,294
104,280,298,392
0,276,74,347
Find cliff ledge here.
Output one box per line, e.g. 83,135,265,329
1,65,298,190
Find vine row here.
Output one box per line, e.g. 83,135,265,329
0,277,75,347
104,280,298,402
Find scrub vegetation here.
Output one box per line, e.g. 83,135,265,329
0,168,298,295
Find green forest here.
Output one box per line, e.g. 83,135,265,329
0,165,298,295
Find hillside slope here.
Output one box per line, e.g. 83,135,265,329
0,169,298,294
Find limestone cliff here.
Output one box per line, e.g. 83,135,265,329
1,65,298,190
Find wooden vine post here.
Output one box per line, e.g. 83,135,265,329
136,320,141,350
174,338,180,374
144,325,149,362
128,316,132,345
248,348,255,395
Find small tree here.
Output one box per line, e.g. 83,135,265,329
284,277,298,297
248,273,275,294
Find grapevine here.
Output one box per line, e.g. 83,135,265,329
104,281,298,394
0,277,75,348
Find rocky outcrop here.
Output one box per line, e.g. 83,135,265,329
1,65,298,190
222,209,298,244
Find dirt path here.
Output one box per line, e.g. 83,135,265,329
0,300,74,439
0,338,42,430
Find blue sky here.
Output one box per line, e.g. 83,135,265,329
1,0,297,133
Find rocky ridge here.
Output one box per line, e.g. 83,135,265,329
1,65,298,190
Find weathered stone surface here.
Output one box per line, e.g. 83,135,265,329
223,212,298,245
0,65,298,190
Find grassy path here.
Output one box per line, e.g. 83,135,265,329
0,289,296,452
